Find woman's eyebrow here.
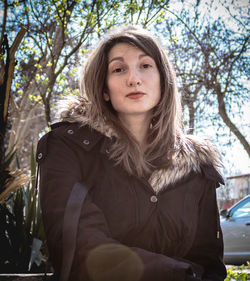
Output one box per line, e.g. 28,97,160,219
108,53,150,64
139,54,150,59
108,57,124,64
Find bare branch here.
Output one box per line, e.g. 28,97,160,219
223,36,249,94
0,0,7,47
135,0,145,24
216,84,250,157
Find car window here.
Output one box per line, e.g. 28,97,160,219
231,198,250,218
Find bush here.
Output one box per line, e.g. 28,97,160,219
226,264,250,281
0,146,47,273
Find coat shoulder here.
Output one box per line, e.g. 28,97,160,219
36,122,104,164
182,135,224,183
149,135,224,193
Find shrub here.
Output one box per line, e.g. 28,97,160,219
0,146,47,273
226,264,250,281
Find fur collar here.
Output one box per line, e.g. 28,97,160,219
148,135,223,193
58,96,223,193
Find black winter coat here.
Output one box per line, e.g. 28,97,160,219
37,120,227,281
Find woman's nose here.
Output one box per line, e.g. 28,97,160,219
127,68,142,87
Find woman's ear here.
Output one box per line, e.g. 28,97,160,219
103,93,110,101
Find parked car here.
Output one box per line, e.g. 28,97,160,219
220,194,250,264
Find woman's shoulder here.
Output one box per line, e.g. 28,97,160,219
180,134,224,184
58,95,116,138
36,121,106,164
149,134,224,192
37,94,114,153
179,134,222,168
37,121,100,142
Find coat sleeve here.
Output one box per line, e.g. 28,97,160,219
38,131,204,281
184,168,227,281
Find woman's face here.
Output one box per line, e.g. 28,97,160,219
105,43,161,121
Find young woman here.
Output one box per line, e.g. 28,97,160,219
37,26,226,281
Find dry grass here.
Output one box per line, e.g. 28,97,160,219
0,170,30,204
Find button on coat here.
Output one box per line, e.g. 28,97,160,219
150,195,158,203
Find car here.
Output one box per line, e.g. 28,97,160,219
220,194,250,264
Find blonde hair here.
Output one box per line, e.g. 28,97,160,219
81,26,184,177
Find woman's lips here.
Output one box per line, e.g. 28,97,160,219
126,92,145,99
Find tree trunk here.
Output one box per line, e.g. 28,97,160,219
216,85,250,157
187,102,195,134
0,27,26,164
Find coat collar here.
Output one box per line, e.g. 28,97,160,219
58,96,224,192
148,136,224,193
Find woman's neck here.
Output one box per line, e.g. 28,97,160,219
119,113,151,149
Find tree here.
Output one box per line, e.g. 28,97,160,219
156,0,249,159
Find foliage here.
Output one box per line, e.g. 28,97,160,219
226,265,250,281
0,146,46,273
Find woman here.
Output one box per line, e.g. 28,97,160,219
37,26,227,281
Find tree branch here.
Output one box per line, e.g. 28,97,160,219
216,83,250,157
0,0,7,47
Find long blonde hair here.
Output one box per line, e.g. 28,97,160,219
81,26,184,177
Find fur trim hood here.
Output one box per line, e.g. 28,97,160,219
58,96,224,193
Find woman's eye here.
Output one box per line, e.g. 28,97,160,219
142,63,152,69
113,67,123,73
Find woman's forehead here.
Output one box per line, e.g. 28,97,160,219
108,42,149,62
